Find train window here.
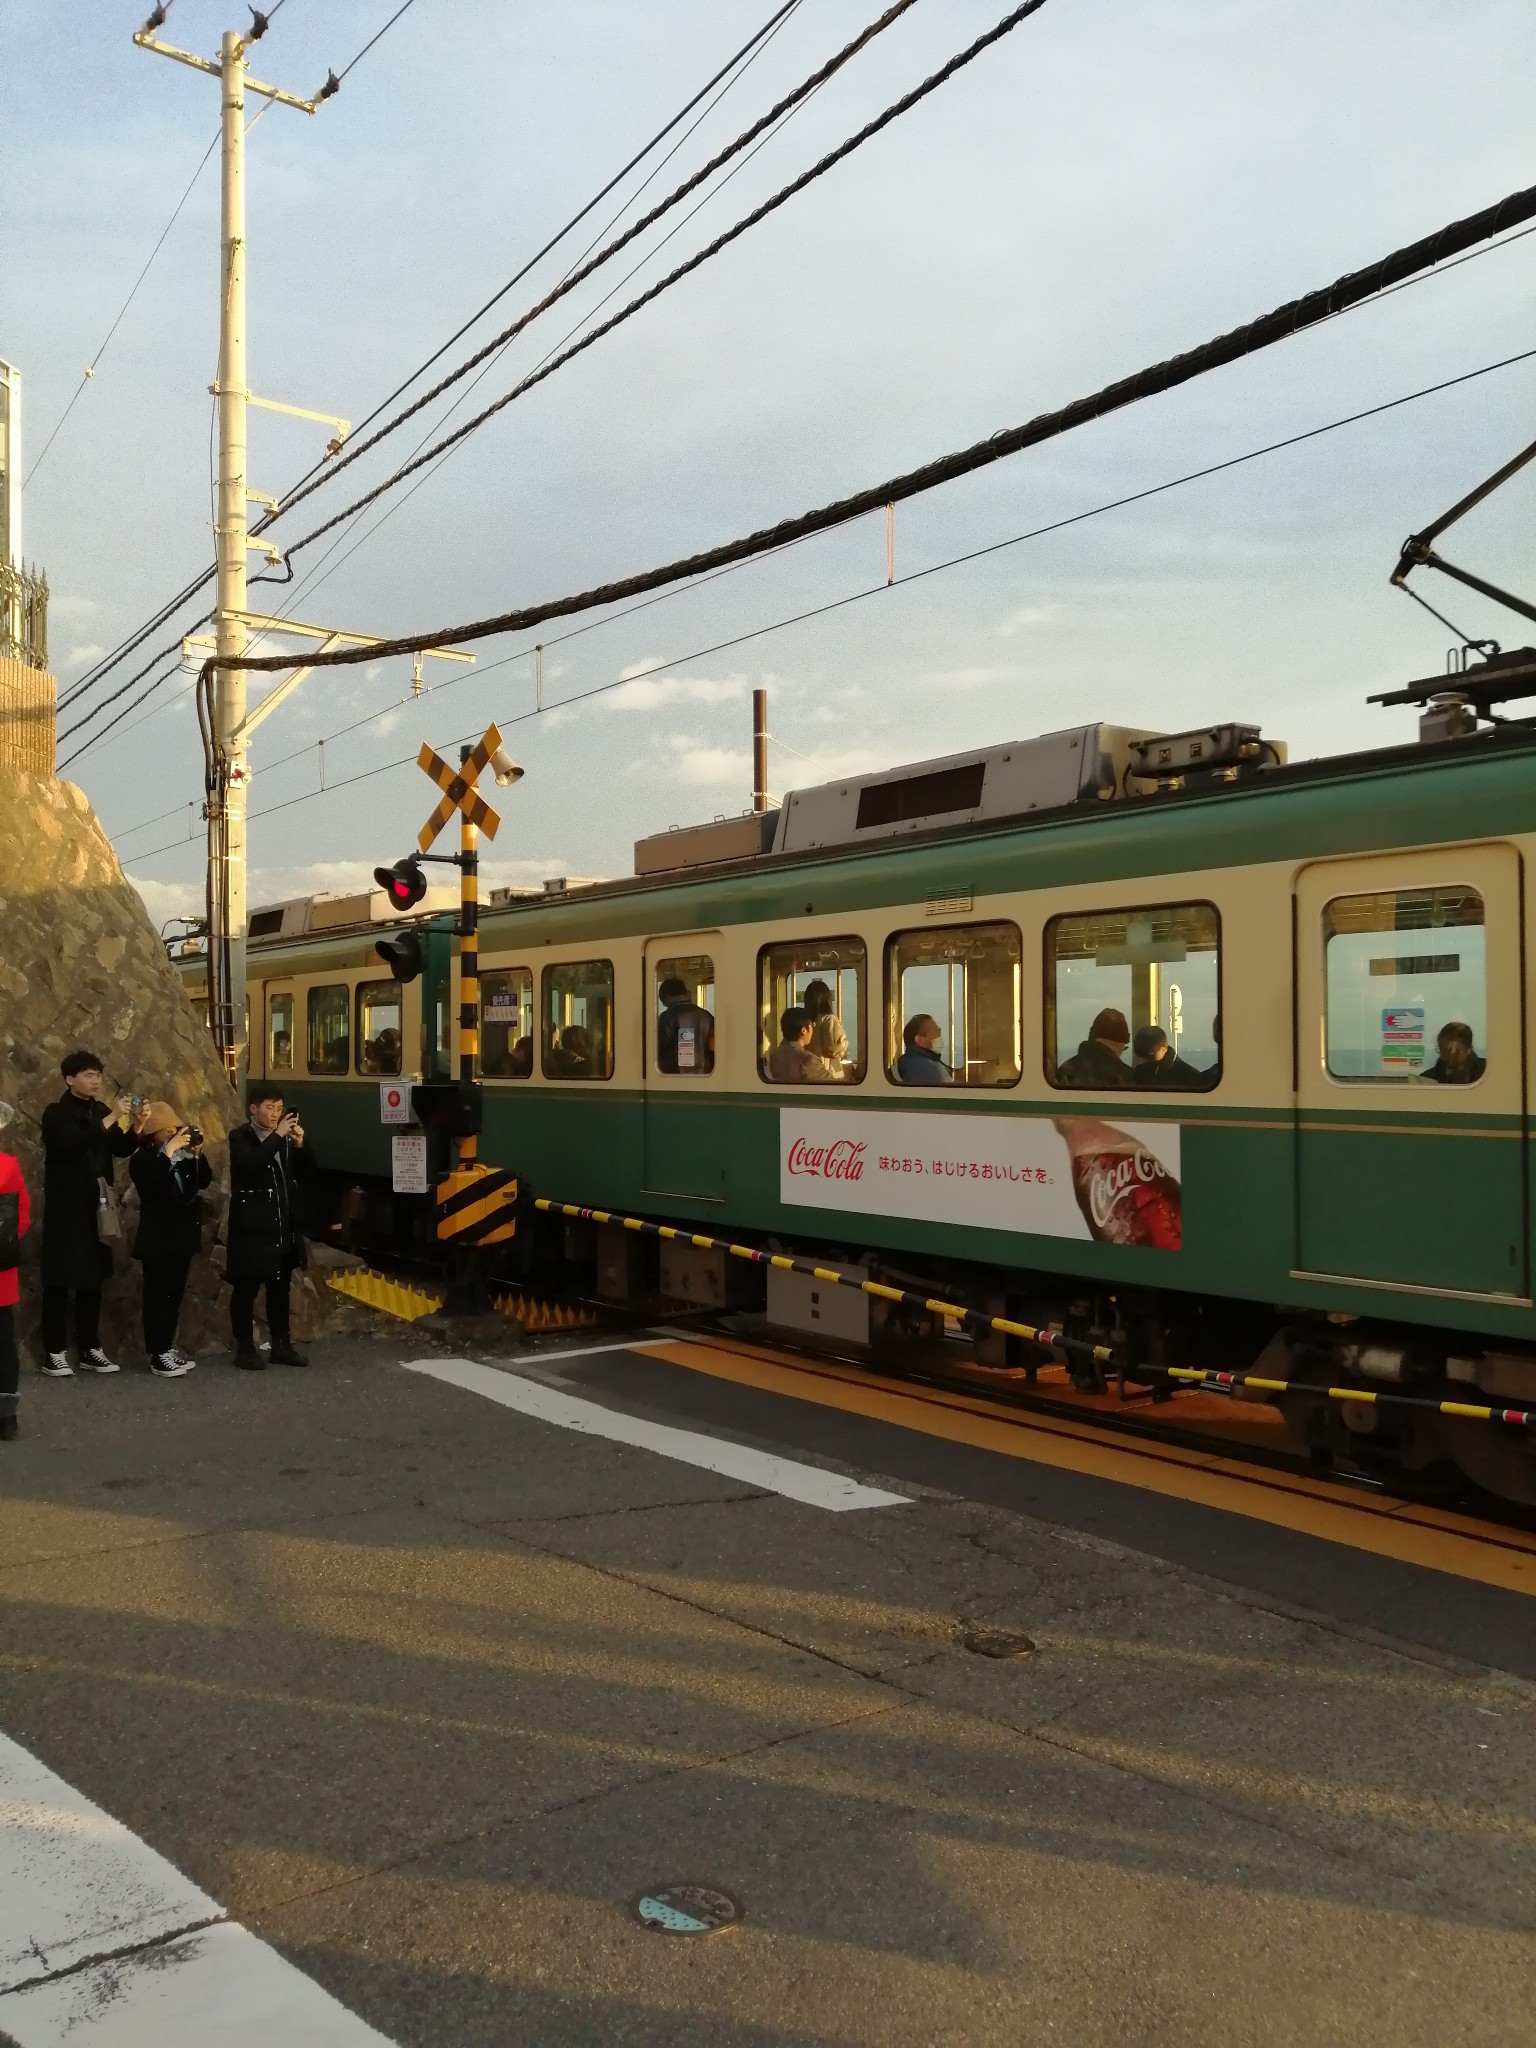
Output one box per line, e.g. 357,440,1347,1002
307,983,350,1075
1323,886,1486,1083
356,981,403,1076
481,967,535,1078
757,938,867,1084
542,960,615,1080
654,955,716,1076
268,992,294,1072
886,922,1021,1087
1046,903,1220,1091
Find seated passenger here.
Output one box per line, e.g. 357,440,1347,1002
1420,1020,1485,1085
803,979,848,1078
656,976,716,1075
368,1026,401,1076
271,1032,293,1070
1057,1008,1132,1089
1131,1023,1202,1089
507,1034,534,1078
895,1013,951,1086
768,1006,837,1084
553,1024,594,1077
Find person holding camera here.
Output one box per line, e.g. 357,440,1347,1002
129,1102,211,1378
226,1086,309,1370
39,1049,141,1376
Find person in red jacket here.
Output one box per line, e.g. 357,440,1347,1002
0,1103,31,1441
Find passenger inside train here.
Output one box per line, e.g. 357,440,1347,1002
656,976,715,1075
896,1014,951,1086
1056,1007,1132,1088
803,980,848,1078
1420,1020,1486,1084
768,1007,837,1084
1131,1023,1204,1089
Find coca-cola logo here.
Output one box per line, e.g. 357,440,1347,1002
786,1136,866,1182
1087,1146,1165,1228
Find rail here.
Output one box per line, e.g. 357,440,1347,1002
533,1198,1536,1434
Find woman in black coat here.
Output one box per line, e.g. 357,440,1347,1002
226,1084,308,1370
39,1048,138,1375
130,1101,212,1377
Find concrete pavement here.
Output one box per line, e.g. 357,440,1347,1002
0,1328,1531,2045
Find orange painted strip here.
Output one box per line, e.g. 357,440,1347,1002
635,1336,1536,1598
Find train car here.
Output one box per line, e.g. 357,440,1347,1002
203,710,1536,1505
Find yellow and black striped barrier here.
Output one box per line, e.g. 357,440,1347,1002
533,1196,1110,1368
438,1164,518,1246
534,1197,1536,1434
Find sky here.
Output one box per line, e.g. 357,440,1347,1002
4,0,1534,928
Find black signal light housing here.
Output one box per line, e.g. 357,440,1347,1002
375,931,426,984
374,855,428,912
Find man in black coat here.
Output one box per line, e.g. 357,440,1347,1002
130,1101,213,1377
227,1084,309,1370
39,1049,139,1375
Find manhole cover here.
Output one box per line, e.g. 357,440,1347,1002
958,1625,1036,1659
630,1883,743,1935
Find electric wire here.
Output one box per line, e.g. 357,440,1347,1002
206,177,1536,690
117,340,1536,865
55,0,816,718
335,0,416,84
259,0,926,531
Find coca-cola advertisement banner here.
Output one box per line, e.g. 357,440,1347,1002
779,1108,1182,1250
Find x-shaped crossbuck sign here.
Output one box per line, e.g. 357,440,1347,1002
417,722,504,852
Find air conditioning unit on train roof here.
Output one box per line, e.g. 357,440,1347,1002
771,724,1162,854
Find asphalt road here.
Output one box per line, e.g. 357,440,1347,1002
0,1327,1531,2046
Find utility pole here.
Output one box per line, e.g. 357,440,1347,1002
134,12,468,1087
752,686,769,814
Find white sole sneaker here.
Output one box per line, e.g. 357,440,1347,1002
78,1353,121,1375
149,1354,193,1379
39,1354,73,1377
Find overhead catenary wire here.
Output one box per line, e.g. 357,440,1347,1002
260,0,927,533
55,0,815,720
203,175,1536,694
115,341,1536,860
263,0,1049,566
277,0,803,518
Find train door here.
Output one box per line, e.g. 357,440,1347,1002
261,980,298,1089
1293,844,1526,1298
642,934,724,1202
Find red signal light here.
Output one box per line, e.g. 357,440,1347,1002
374,857,427,911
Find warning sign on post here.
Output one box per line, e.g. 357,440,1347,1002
379,1082,411,1124
391,1131,429,1194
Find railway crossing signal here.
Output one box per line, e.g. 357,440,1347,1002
374,723,525,1285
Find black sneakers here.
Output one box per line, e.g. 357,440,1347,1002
268,1341,309,1368
233,1348,266,1371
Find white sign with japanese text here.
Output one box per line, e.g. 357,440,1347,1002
778,1107,1182,1249
379,1082,411,1125
391,1131,429,1195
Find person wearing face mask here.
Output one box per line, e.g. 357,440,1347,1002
129,1102,212,1378
38,1049,140,1377
225,1085,309,1371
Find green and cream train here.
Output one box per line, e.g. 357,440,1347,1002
179,713,1536,1504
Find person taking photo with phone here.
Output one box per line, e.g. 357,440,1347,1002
129,1103,212,1378
39,1050,140,1376
226,1086,309,1370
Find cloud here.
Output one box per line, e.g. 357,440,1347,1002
126,874,202,927
997,605,1056,637
918,665,1017,691
605,666,746,713
65,642,107,670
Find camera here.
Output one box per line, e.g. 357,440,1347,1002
186,1127,204,1148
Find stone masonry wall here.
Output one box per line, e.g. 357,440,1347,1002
0,658,56,778
0,761,241,1362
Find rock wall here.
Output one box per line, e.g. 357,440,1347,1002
0,762,240,1362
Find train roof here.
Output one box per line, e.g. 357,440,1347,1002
239,706,1536,960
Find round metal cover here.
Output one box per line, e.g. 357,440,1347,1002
630,1883,743,1935
959,1625,1036,1659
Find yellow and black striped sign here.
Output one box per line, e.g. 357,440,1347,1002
437,1163,518,1246
417,724,504,852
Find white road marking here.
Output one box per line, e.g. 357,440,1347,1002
402,1355,912,1512
0,1731,394,2045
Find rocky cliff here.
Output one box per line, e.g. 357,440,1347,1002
0,762,241,1362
